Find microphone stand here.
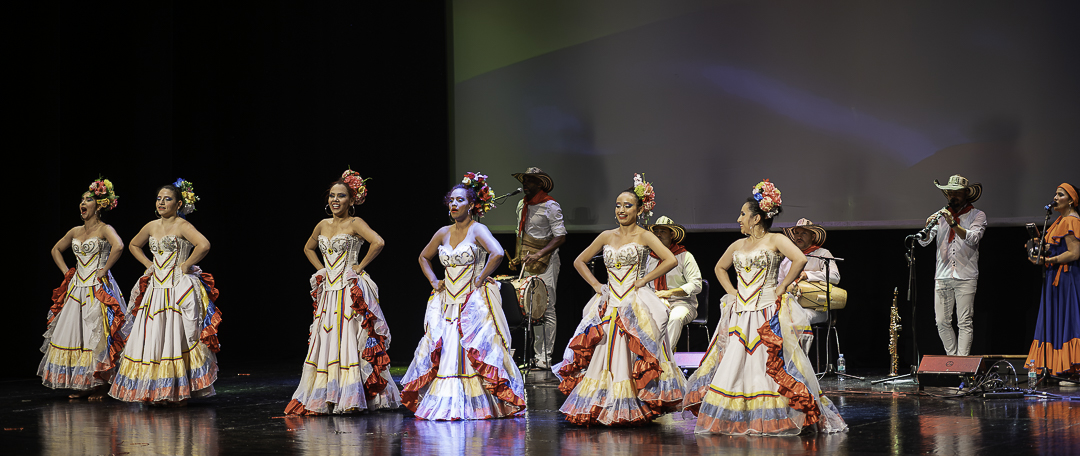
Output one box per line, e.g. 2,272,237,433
1035,205,1071,388
807,254,863,381
874,234,923,385
493,188,522,204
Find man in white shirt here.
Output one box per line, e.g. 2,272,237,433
780,219,840,325
918,175,987,357
511,167,566,369
779,219,839,354
645,216,702,349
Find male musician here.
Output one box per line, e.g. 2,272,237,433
511,167,566,369
779,219,839,353
918,175,986,357
645,216,702,349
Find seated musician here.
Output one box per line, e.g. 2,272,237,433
645,216,703,349
779,219,840,352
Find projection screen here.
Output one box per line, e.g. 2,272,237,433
452,0,1080,232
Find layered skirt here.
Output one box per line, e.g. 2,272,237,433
109,269,222,402
553,286,686,425
38,268,130,390
1025,244,1080,376
401,282,526,420
683,294,846,435
285,270,400,414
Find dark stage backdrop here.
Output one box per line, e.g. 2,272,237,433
11,3,454,377
452,0,1080,232
5,2,1067,385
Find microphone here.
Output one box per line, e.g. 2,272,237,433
493,188,522,202
1045,200,1055,213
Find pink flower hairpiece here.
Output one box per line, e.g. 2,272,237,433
461,172,496,217
633,173,656,223
341,167,371,204
88,177,119,211
752,179,782,218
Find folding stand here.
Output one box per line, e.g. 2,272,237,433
807,253,864,381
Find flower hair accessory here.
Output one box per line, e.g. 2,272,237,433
88,176,119,211
633,173,656,223
461,171,496,217
752,179,782,218
173,178,199,216
341,167,371,205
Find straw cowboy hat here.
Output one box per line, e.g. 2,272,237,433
934,175,982,204
646,216,686,244
783,218,827,247
511,167,554,193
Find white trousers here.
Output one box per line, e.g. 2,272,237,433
934,278,977,356
666,302,697,349
528,251,559,364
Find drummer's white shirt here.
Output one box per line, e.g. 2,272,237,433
779,247,841,285
645,250,703,310
515,199,567,239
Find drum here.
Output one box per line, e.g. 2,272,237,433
796,281,847,310
511,275,548,324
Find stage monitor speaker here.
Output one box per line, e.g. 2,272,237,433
917,355,986,387
673,352,705,370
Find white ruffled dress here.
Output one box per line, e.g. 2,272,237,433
285,234,400,414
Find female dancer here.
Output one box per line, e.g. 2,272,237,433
401,172,526,420
285,169,400,415
553,174,686,426
1026,183,1080,376
682,180,846,435
39,177,129,399
109,179,222,404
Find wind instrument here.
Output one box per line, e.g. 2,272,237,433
912,207,948,241
888,287,901,376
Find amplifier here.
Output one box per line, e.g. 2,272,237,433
918,355,986,387
673,352,705,369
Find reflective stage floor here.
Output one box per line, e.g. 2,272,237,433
2,363,1078,455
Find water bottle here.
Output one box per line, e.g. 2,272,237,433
837,354,846,381
1028,369,1037,389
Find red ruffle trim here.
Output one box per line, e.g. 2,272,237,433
617,318,662,393
759,298,820,426
349,277,391,399
93,285,128,378
465,347,527,410
401,339,443,413
556,325,605,396
46,268,77,328
563,404,660,427
283,399,324,416
129,275,152,318
198,272,223,353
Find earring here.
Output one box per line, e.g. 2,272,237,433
348,206,355,216
325,204,332,216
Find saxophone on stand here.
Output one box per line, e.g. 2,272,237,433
888,287,902,376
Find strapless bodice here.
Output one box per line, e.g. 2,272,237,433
149,235,195,289
72,238,111,286
318,234,365,291
438,242,487,303
732,248,782,311
603,243,649,302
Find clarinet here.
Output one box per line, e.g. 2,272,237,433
914,207,947,240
